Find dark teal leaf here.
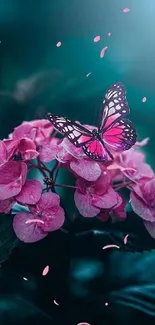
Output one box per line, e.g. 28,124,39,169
0,214,18,264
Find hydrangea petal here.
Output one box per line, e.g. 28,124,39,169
32,192,60,213
93,187,118,209
0,198,15,213
16,180,42,204
144,220,155,239
70,159,101,181
40,206,65,231
39,143,57,162
130,191,155,221
111,194,127,221
12,123,36,141
74,191,100,217
0,141,7,165
0,161,27,200
13,212,47,243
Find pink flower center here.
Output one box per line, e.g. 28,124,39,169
86,186,94,196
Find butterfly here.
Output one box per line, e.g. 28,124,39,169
46,82,137,162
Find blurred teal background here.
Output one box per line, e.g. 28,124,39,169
0,0,154,165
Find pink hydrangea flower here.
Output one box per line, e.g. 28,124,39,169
74,173,119,217
0,161,27,200
24,119,54,145
0,141,9,165
13,192,65,243
112,148,154,182
61,138,102,181
110,194,127,221
6,122,39,161
0,161,42,204
0,197,15,213
130,177,155,222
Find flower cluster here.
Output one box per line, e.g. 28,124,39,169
0,119,154,243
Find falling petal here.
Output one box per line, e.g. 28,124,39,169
25,219,44,224
100,46,108,58
77,323,91,325
102,244,120,250
142,97,147,102
42,265,49,276
108,32,111,36
23,277,28,281
86,72,91,77
123,8,130,13
94,36,100,42
124,234,129,245
105,302,109,306
56,41,61,47
54,300,59,306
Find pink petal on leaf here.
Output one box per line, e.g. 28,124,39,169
123,8,130,13
23,277,28,281
13,212,48,243
94,36,100,42
16,180,42,205
42,265,49,276
105,302,109,306
142,97,147,102
100,46,108,58
108,32,111,36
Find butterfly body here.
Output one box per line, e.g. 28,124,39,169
46,82,137,162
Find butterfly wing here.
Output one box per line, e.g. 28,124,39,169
46,113,93,147
46,113,110,161
99,82,130,131
82,139,111,162
102,118,137,151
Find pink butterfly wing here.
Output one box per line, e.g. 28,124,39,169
82,139,112,161
46,113,92,147
103,118,137,151
99,82,130,131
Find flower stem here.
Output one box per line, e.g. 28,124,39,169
54,183,78,189
113,181,132,191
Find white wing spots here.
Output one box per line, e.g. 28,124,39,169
108,107,115,115
116,104,121,110
109,101,114,108
59,123,63,127
68,125,73,131
64,126,68,132
73,130,80,137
